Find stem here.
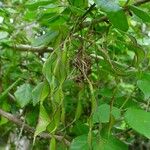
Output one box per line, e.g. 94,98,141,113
0,78,22,99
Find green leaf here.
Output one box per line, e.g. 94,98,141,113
70,135,89,150
127,35,145,66
94,0,121,12
93,104,121,123
71,122,89,136
54,58,67,84
137,77,150,100
43,52,58,84
70,134,128,150
32,30,59,46
34,105,50,140
32,81,49,106
47,109,60,133
26,109,39,126
137,80,150,100
26,0,53,10
102,136,128,150
69,0,88,8
107,10,129,32
129,5,150,23
0,31,8,40
49,137,56,150
125,108,150,139
14,83,32,108
94,0,128,31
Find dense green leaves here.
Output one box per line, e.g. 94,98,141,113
14,83,32,108
0,0,150,149
125,108,150,139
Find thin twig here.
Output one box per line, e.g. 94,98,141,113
13,45,53,53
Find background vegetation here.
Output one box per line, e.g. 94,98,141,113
0,0,150,149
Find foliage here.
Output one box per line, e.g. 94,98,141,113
0,0,150,149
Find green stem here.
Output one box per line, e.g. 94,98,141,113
0,78,22,99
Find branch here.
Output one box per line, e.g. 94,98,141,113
134,0,150,6
0,108,70,146
13,45,53,53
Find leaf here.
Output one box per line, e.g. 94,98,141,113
14,83,32,108
49,137,56,150
71,122,89,136
137,80,150,100
32,81,49,106
93,104,121,123
107,10,129,32
70,134,128,150
32,30,59,46
102,136,128,150
26,0,53,10
129,5,150,23
75,99,82,120
94,0,128,31
43,51,57,84
54,50,68,84
127,35,145,66
69,0,88,9
137,78,150,100
54,58,67,84
94,0,121,12
125,108,150,139
0,31,8,40
47,109,60,133
26,109,39,126
70,135,89,150
34,105,50,140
